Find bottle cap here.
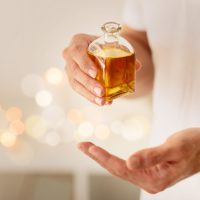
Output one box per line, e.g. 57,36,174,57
101,22,122,34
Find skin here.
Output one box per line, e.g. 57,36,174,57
63,26,200,193
62,27,150,106
78,128,200,194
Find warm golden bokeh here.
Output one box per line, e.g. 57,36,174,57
6,107,23,122
45,67,63,85
0,131,17,148
9,120,25,135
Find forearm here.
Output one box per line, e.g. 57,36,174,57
193,129,200,173
121,25,154,98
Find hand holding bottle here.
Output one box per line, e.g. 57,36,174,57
63,34,106,106
63,23,141,106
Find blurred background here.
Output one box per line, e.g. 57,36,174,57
0,0,152,199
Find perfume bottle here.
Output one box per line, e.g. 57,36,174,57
88,22,136,103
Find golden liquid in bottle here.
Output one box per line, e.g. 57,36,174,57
88,47,136,102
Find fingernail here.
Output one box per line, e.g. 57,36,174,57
88,69,97,78
94,87,102,97
78,144,89,154
77,143,84,151
95,97,103,105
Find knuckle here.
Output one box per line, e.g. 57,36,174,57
84,77,92,88
70,63,79,76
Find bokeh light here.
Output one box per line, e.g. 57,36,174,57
94,124,110,140
6,107,23,122
21,74,45,97
45,67,63,85
9,120,25,135
35,90,53,107
67,108,84,124
0,131,17,148
44,131,61,146
110,120,123,135
25,115,48,139
77,121,94,139
122,116,150,141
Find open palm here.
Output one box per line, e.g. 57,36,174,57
78,128,200,193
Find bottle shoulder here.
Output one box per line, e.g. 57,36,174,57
88,35,134,58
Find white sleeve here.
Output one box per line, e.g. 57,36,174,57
122,0,145,31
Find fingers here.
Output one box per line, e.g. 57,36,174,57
70,78,105,106
77,142,94,153
63,33,142,106
77,142,177,194
63,34,109,106
68,61,104,97
78,142,130,179
63,34,97,79
127,146,172,170
66,61,105,106
127,131,192,171
73,51,97,78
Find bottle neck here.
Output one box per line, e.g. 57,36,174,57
104,32,119,43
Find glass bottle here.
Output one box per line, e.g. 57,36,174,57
88,22,136,103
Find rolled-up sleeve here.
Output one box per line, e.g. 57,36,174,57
122,0,145,31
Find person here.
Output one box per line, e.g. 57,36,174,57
63,0,200,199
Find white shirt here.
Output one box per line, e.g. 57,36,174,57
123,0,200,199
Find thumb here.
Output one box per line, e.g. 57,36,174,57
126,145,172,170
